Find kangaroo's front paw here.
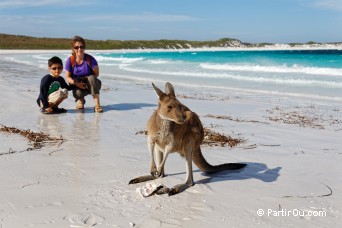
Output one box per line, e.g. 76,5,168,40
151,170,160,177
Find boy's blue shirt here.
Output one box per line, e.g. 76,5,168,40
37,74,71,109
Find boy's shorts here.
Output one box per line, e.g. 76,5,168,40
47,88,68,104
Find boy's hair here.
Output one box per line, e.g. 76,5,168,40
48,56,63,67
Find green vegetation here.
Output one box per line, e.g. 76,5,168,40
0,34,249,49
288,43,301,47
306,41,319,45
255,43,274,47
0,34,340,50
0,34,71,49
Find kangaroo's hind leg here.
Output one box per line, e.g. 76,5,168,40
128,174,158,184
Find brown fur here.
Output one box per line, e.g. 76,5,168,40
129,82,246,195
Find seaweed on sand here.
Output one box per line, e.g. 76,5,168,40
203,128,245,147
0,124,66,155
135,128,245,147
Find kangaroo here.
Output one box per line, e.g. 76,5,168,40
129,82,246,196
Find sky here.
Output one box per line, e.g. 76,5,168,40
0,0,342,43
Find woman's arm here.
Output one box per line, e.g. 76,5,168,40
92,65,99,77
65,70,74,85
89,55,99,77
64,57,75,85
65,70,86,89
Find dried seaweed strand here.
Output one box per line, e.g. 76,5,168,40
205,114,269,124
283,184,332,198
135,128,245,147
203,128,245,147
21,182,41,189
0,124,66,154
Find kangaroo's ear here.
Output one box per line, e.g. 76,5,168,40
152,83,165,99
165,82,175,97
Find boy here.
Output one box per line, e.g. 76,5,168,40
37,56,70,114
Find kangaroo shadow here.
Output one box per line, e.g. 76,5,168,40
103,103,156,111
166,162,280,184
196,162,281,184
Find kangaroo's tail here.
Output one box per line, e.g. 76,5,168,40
192,148,246,174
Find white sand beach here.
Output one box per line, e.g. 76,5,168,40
0,50,341,228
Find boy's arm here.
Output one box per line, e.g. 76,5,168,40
60,77,72,91
39,76,50,109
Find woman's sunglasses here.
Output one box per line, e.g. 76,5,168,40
74,46,85,50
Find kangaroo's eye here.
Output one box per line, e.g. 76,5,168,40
167,105,172,110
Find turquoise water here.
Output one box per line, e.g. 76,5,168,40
3,49,342,102
95,50,342,101
100,50,342,68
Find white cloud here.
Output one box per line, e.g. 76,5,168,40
313,0,342,10
77,12,198,23
0,0,57,8
0,0,90,8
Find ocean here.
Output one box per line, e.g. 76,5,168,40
3,49,342,103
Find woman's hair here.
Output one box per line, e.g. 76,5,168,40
71,35,86,47
71,35,86,54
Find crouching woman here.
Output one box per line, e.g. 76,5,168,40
64,35,103,113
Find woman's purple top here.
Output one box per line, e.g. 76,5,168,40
65,53,98,79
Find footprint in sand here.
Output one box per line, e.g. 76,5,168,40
65,213,105,227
